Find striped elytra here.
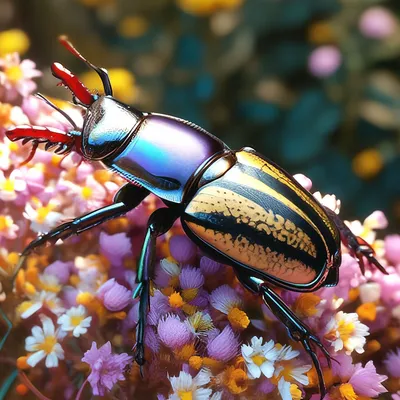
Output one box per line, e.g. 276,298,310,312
182,150,341,290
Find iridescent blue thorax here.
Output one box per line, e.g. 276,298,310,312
103,113,230,203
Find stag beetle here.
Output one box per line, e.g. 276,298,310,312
6,37,388,399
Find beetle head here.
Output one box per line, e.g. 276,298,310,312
6,36,142,163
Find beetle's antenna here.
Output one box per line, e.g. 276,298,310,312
35,93,79,130
59,35,113,97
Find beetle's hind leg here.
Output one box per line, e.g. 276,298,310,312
324,208,388,275
132,208,178,375
236,273,332,400
14,184,149,278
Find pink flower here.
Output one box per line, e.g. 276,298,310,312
0,53,42,100
349,361,387,397
169,235,197,263
0,169,27,202
293,173,313,191
385,235,400,265
157,314,192,350
63,175,106,213
0,215,18,239
97,279,131,311
45,261,74,285
99,232,132,267
384,348,400,378
81,341,132,396
308,46,342,78
359,7,397,39
207,325,240,362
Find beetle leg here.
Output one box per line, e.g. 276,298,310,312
324,208,388,275
236,273,332,400
133,208,178,376
14,184,149,277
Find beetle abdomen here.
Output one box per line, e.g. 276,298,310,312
183,150,340,288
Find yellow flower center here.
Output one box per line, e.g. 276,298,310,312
2,179,15,192
70,315,84,327
228,307,250,330
36,335,57,354
189,356,203,370
0,216,11,231
177,391,193,400
339,383,358,400
81,186,93,200
8,141,19,152
169,291,185,308
6,65,23,83
337,320,355,343
251,354,265,367
36,205,54,224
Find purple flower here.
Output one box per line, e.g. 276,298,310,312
157,314,192,349
384,348,400,378
97,279,131,311
99,232,132,267
385,235,400,266
349,361,387,397
308,46,342,78
359,7,397,39
199,256,222,275
148,290,171,325
169,235,197,263
145,326,160,353
45,260,73,285
81,341,132,396
207,325,240,362
179,266,204,290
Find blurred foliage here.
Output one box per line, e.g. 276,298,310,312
1,0,400,227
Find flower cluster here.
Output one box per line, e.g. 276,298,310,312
0,48,398,400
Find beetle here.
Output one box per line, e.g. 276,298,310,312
6,37,388,399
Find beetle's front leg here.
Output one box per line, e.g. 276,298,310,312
133,207,178,375
236,273,332,400
324,208,388,275
15,184,149,277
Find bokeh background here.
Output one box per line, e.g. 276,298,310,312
1,0,400,227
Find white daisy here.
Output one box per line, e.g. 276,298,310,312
57,305,92,337
168,369,212,400
277,378,303,400
274,344,311,387
160,258,181,277
25,315,64,368
313,191,341,214
23,199,62,233
241,337,279,379
324,311,369,354
17,291,65,319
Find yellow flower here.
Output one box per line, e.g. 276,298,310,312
223,366,248,394
80,68,137,104
292,293,321,318
0,30,30,57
